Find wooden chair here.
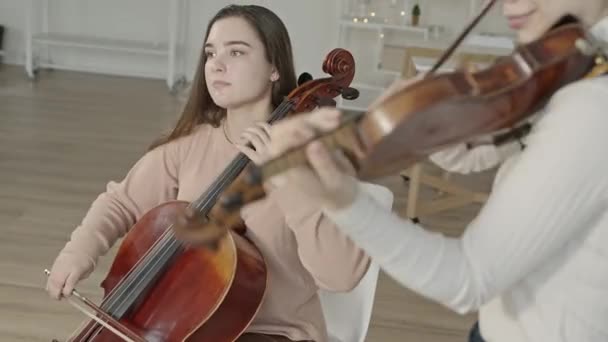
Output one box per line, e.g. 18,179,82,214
401,164,490,223
399,46,497,222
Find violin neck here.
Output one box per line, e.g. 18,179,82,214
259,118,361,181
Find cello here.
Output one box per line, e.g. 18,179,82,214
175,0,608,244
45,48,359,342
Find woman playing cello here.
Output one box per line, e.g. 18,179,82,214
46,5,371,342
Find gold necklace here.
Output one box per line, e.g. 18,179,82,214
222,119,235,144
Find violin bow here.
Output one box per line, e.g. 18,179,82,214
44,269,145,342
427,0,498,76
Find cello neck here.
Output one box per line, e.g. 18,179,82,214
189,99,294,212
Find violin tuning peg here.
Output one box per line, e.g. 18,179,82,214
576,38,597,56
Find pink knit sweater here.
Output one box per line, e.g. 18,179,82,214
59,122,370,342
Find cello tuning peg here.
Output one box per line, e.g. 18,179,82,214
317,97,337,107
297,72,313,86
341,87,359,100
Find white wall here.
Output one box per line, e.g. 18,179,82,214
182,0,344,80
0,0,509,82
0,0,27,64
0,0,344,81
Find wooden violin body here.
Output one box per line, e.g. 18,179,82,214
197,16,607,242
352,20,598,178
58,48,359,342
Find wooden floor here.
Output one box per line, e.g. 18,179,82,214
0,64,496,341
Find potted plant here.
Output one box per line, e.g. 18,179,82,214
411,4,421,26
0,25,4,64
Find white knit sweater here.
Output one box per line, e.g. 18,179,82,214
325,17,608,342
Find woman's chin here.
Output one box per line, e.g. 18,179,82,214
215,99,255,112
516,27,543,45
210,97,231,109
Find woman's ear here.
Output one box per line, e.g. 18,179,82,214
270,68,279,82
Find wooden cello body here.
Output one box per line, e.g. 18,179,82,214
55,48,358,342
70,201,266,342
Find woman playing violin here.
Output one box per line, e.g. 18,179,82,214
255,0,608,341
45,5,370,342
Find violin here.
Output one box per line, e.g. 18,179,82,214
44,48,359,342
180,0,608,243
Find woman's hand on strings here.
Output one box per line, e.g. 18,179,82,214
235,122,273,164
237,75,424,210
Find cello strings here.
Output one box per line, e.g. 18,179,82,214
192,100,294,212
94,99,295,321
100,100,295,314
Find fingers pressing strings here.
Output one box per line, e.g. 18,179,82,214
241,129,267,150
256,122,272,141
293,109,341,147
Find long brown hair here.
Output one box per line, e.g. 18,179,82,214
150,4,297,150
